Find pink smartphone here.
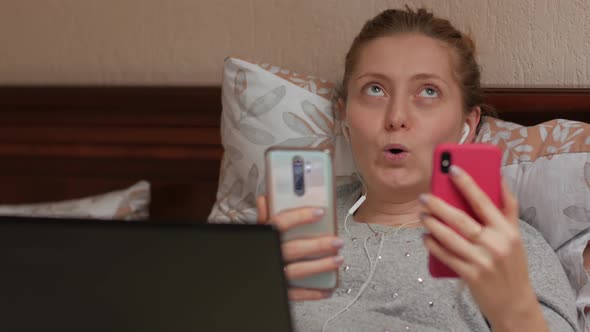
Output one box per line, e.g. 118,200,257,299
429,143,503,278
265,147,338,290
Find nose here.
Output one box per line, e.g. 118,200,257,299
384,96,409,131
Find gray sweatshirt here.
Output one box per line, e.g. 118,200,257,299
291,182,579,332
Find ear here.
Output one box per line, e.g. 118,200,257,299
337,98,352,142
464,106,482,143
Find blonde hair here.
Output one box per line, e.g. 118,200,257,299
341,7,496,133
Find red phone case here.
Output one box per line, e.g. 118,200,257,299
429,143,503,278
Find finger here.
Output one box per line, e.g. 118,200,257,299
256,196,268,224
271,207,325,233
501,179,519,223
282,236,344,263
447,165,505,227
419,195,483,242
472,226,521,262
422,215,492,266
423,234,477,281
285,255,344,280
288,288,332,301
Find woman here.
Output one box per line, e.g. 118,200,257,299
257,7,578,332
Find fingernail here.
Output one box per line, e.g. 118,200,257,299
312,208,325,217
332,238,344,249
333,255,344,264
418,194,429,204
419,212,428,221
322,291,333,299
449,165,462,177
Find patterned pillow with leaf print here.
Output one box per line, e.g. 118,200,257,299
208,57,356,223
476,117,589,249
476,117,589,328
0,181,150,220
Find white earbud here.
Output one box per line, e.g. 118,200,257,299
459,123,470,144
341,119,351,143
342,118,364,214
348,195,366,215
340,113,366,215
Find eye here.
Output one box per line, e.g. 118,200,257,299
418,86,439,98
363,84,385,97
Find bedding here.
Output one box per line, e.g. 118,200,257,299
0,180,150,220
207,57,590,330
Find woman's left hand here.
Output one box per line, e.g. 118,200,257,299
419,165,547,331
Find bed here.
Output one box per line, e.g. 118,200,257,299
0,86,588,222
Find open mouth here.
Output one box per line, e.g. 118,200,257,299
388,148,405,154
383,144,409,162
384,144,409,153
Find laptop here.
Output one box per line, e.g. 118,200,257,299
0,216,293,332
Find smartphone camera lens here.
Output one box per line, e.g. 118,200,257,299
441,151,451,173
292,156,305,196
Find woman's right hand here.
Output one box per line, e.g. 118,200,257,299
256,196,344,301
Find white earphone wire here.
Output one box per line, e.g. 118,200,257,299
322,217,421,332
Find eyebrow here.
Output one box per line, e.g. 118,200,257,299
354,72,390,82
410,73,449,85
354,72,450,87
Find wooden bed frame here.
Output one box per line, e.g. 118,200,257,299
0,86,588,222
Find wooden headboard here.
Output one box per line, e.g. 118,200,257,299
0,86,588,222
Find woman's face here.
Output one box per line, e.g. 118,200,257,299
344,33,480,198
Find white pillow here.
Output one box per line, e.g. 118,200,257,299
556,229,590,329
476,118,590,249
477,118,589,332
208,57,354,223
0,180,150,220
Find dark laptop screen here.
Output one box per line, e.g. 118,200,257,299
0,217,292,332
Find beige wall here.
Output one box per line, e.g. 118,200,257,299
1,0,588,86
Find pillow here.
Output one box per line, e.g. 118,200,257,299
208,57,355,223
0,180,150,220
476,118,589,331
556,229,590,329
476,118,589,249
